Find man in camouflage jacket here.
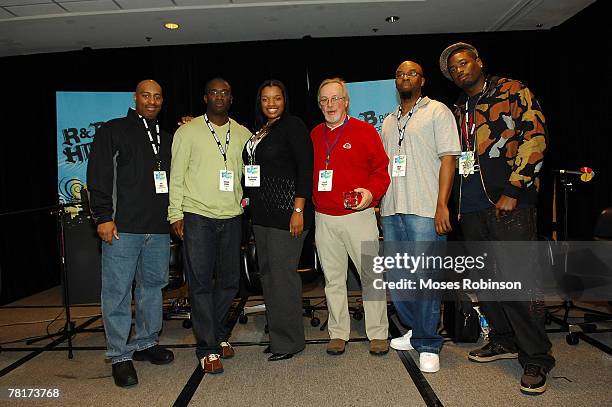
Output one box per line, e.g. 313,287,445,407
440,42,554,395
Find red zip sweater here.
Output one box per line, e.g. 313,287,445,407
311,117,390,216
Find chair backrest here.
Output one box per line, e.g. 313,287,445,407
594,207,612,240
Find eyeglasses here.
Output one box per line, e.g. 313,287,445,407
208,89,231,97
395,70,421,79
318,95,345,106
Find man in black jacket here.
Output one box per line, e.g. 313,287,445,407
87,79,174,388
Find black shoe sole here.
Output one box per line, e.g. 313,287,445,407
370,349,389,356
468,353,518,363
326,349,345,355
114,379,138,388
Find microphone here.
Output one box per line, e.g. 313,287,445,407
555,167,595,182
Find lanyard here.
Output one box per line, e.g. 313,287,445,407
324,116,349,169
246,121,274,165
204,114,231,168
396,97,421,150
246,137,259,165
462,107,476,151
461,81,487,152
139,115,161,170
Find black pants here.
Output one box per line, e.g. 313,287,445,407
183,212,241,359
253,225,307,354
460,207,555,371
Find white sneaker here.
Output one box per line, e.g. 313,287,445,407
390,330,413,350
419,352,440,373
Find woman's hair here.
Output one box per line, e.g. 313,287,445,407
254,79,290,129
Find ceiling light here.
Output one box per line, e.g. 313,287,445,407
385,16,400,23
164,22,180,30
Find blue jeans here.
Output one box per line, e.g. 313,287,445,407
101,233,170,364
381,214,444,354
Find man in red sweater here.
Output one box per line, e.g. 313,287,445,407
311,78,391,356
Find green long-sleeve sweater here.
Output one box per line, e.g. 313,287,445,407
168,115,251,222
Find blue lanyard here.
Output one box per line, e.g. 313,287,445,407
324,116,349,169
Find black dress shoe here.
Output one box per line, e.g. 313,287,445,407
263,346,271,354
268,353,294,361
112,360,138,387
133,345,174,365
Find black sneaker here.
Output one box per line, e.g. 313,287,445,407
133,345,174,365
112,360,138,387
468,342,518,363
520,364,547,395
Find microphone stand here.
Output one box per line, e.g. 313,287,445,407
546,172,612,351
24,201,103,359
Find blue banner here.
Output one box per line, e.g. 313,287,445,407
56,91,133,203
347,79,398,134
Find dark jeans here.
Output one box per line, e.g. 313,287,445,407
460,207,555,371
183,212,241,359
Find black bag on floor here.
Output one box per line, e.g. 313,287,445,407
442,291,480,343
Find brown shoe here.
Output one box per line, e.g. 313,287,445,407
369,339,389,356
326,338,346,355
220,342,235,359
201,354,223,374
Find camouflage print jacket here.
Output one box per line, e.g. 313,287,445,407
453,75,548,206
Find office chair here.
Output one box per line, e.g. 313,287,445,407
547,207,612,351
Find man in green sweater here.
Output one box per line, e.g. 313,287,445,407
168,78,251,374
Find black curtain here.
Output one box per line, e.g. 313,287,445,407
1,0,609,304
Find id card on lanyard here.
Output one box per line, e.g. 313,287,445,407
204,114,233,192
317,117,348,191
459,83,486,177
459,100,477,177
245,134,263,187
392,98,420,178
245,164,260,187
140,115,168,194
392,155,407,177
219,170,234,191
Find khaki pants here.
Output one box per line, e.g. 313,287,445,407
315,208,388,341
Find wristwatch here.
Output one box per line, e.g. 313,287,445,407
294,207,303,213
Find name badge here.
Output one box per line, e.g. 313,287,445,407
245,165,261,187
458,151,476,177
318,169,333,191
153,171,168,194
392,155,407,177
219,170,234,192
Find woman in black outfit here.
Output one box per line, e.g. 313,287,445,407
243,79,314,361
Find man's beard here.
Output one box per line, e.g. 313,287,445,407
399,90,412,100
